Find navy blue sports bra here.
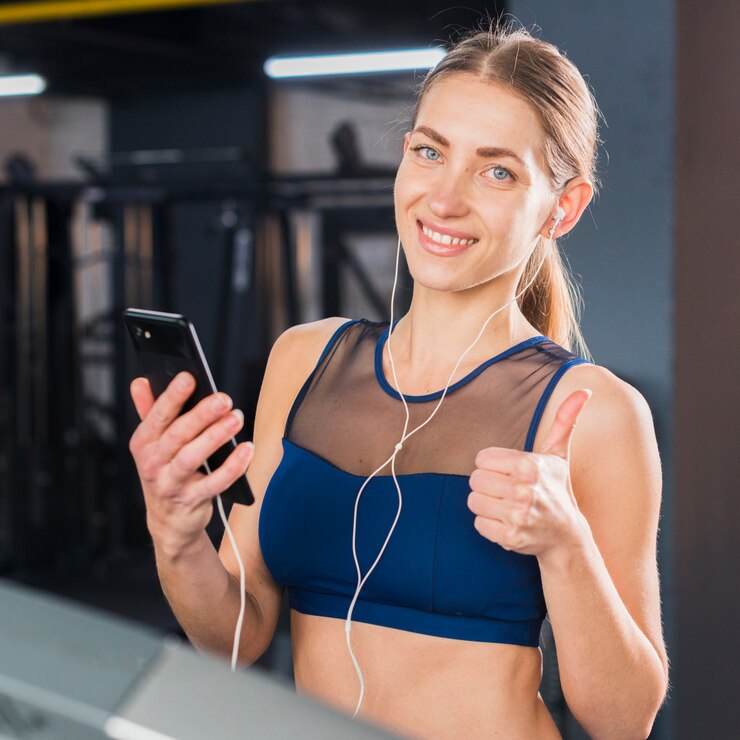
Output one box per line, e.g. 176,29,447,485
258,319,590,647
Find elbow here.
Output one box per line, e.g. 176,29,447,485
571,706,658,740
566,673,668,740
237,599,279,668
237,632,272,668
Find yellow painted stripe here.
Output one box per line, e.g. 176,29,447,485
0,0,256,26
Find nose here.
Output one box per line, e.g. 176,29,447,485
426,168,471,220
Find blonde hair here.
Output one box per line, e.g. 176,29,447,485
412,23,602,358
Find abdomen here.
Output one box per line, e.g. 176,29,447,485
290,611,561,740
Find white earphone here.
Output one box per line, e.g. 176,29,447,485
549,206,566,237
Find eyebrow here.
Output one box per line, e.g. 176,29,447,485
412,125,529,170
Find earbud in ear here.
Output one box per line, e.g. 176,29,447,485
549,206,565,238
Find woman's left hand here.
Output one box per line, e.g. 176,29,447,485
467,389,592,560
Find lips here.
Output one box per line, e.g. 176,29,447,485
418,219,479,246
416,219,478,257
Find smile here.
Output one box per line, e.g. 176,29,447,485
416,220,478,257
420,223,478,246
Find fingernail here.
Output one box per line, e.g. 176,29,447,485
212,393,231,411
229,409,244,427
176,372,193,390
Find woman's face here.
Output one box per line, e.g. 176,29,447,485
394,72,557,293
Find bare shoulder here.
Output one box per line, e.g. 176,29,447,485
243,315,351,497
273,316,352,358
533,356,662,514
265,316,353,422
256,316,352,445
549,360,650,411
532,361,660,504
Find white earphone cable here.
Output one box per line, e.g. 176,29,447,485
218,492,246,672
202,458,246,673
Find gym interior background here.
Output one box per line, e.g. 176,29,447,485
1,1,738,738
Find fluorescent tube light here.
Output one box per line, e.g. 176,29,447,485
264,48,447,79
0,74,46,97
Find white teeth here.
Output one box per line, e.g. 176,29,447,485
421,224,477,247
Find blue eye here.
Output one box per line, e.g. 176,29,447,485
411,145,441,161
487,166,513,181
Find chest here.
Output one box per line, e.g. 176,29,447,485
258,439,545,621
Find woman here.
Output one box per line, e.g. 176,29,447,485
129,25,668,739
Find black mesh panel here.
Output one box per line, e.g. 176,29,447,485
286,319,583,478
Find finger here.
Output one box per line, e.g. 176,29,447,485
474,447,539,483
469,468,522,500
166,408,245,487
136,372,197,444
183,442,254,505
473,516,511,549
468,491,523,521
541,388,592,460
130,377,154,421
156,392,233,465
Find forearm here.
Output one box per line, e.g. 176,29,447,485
154,530,269,666
538,516,667,739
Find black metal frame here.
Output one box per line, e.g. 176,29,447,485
0,173,402,578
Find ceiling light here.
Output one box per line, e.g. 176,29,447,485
0,74,46,97
264,48,447,79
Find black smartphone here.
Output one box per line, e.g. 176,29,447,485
123,308,254,506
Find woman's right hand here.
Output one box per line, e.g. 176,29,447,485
128,372,254,558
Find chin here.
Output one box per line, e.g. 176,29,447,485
400,244,479,294
404,263,473,294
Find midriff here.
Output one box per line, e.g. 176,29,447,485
290,611,561,739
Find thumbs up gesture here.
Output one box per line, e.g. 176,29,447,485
467,389,592,559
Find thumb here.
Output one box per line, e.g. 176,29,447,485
541,388,592,460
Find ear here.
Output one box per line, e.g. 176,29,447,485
540,176,594,239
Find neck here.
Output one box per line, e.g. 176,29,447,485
387,281,540,376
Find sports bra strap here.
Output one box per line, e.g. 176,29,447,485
524,358,591,451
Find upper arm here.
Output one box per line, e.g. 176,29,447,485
217,317,351,644
533,363,669,681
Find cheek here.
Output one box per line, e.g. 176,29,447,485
484,198,537,244
394,181,420,240
394,159,430,207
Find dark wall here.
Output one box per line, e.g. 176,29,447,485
674,1,740,738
